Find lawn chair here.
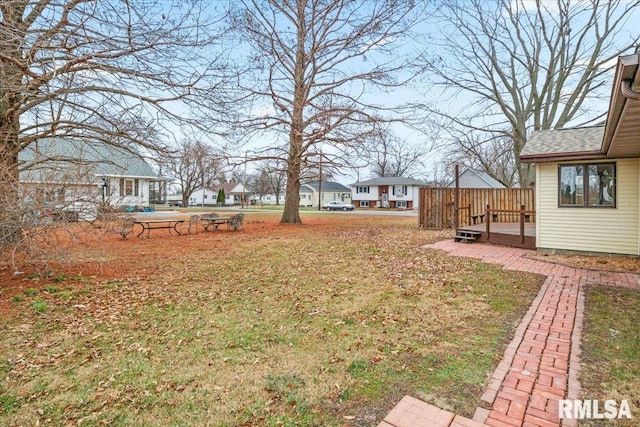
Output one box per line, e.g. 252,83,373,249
228,213,244,231
186,214,201,234
111,218,135,240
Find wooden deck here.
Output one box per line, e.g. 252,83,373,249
457,222,536,249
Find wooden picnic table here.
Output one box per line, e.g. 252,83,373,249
134,219,185,238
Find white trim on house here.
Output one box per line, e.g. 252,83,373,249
350,177,424,209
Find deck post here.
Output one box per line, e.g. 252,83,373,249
468,204,471,227
454,165,459,229
520,204,525,244
486,204,490,240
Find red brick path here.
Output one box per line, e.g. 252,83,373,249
378,241,640,427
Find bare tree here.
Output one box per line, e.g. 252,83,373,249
160,141,225,207
255,158,287,206
438,129,519,187
247,170,272,206
232,0,424,223
420,0,640,186
365,127,427,178
1,0,233,244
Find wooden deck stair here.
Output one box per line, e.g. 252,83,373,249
454,229,482,244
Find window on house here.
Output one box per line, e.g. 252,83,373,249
396,200,407,208
124,179,134,196
360,200,370,207
393,185,407,196
559,163,615,207
356,186,369,193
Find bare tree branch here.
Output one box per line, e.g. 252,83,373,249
1,0,236,244
419,0,639,186
232,0,425,223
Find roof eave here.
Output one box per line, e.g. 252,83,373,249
602,52,640,155
520,150,607,163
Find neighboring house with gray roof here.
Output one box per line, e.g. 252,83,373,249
300,181,351,208
19,138,170,218
350,176,425,209
520,50,640,255
190,182,249,207
445,169,506,189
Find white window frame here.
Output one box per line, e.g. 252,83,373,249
393,185,408,196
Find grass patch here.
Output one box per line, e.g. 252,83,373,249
0,214,543,426
580,286,640,425
30,299,48,314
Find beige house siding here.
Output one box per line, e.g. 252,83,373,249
536,159,639,255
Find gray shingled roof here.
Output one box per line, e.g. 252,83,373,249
302,181,351,192
521,126,605,157
446,169,506,189
19,138,162,183
350,176,426,186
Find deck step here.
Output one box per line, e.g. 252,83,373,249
453,236,476,243
454,229,482,244
454,235,476,243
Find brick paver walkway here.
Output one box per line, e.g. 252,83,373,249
378,240,640,427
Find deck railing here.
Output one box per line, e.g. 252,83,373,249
485,204,535,244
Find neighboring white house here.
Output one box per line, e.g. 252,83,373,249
445,169,506,189
350,177,424,209
520,51,640,256
299,181,351,208
189,182,249,207
19,138,170,219
257,193,286,205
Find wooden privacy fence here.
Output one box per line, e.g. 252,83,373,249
419,187,535,228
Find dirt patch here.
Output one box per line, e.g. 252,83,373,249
0,211,309,316
528,252,640,274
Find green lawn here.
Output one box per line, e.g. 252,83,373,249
0,215,544,426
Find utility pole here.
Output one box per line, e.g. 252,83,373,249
242,151,248,208
317,149,323,210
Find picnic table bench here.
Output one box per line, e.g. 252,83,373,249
134,219,185,238
471,214,485,224
201,213,244,231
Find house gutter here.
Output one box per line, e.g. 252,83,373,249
621,79,640,100
602,52,640,155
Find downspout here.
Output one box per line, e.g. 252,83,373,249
621,79,640,100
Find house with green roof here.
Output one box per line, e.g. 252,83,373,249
350,176,425,209
520,51,640,255
19,138,170,218
299,181,352,208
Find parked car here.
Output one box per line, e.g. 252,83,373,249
323,200,355,211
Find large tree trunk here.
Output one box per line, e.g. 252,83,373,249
280,2,306,225
0,3,25,245
281,172,302,224
280,134,303,224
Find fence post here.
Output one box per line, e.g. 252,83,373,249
520,204,525,244
454,165,459,229
486,204,490,240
